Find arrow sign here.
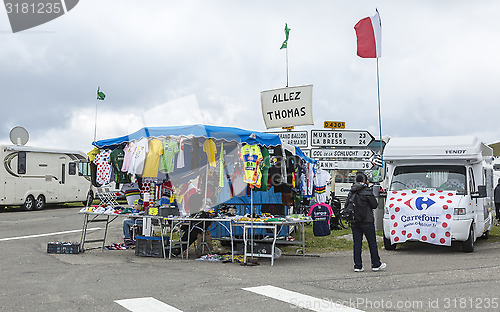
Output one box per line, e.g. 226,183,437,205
311,148,374,159
317,160,374,170
311,130,374,147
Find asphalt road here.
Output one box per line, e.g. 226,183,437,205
1,205,500,312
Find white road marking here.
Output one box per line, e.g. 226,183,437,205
0,228,101,242
243,285,364,312
115,297,183,312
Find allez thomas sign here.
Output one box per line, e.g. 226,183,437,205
261,85,314,129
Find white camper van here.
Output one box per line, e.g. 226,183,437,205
0,144,94,211
383,136,494,253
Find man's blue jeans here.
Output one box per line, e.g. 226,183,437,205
123,218,142,239
351,222,381,269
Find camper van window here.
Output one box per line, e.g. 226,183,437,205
468,167,475,194
69,162,76,175
78,162,90,176
17,151,26,174
390,165,466,193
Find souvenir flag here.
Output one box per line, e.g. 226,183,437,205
97,87,106,100
280,23,290,49
354,10,382,58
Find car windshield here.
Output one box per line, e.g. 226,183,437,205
389,165,466,193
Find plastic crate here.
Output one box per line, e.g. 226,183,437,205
135,236,168,258
47,242,80,254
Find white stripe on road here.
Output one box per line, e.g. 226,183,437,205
243,285,364,312
0,228,101,242
115,297,183,312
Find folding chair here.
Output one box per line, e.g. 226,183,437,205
96,187,119,207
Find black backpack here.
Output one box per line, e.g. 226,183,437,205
342,193,366,223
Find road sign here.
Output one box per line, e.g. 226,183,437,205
317,160,374,170
267,130,308,148
311,148,374,159
324,121,345,129
311,130,374,147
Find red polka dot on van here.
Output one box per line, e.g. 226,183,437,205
446,214,452,219
445,232,451,237
430,233,436,239
442,222,448,228
440,238,445,244
395,207,400,212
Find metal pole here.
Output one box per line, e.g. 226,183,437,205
93,99,98,142
376,58,383,163
286,46,289,87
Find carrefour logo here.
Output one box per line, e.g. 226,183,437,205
404,197,436,211
3,0,79,33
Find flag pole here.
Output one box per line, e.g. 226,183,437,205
286,46,289,87
376,58,383,164
93,96,98,142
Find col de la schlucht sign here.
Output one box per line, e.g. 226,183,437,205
261,85,314,129
3,0,79,33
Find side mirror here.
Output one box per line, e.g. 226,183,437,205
471,185,487,198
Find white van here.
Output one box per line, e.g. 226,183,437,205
382,136,494,252
0,145,94,211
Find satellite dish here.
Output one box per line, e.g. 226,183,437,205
9,126,29,146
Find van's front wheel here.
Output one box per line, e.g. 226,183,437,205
384,235,397,250
462,224,475,253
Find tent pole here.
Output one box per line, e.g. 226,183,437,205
204,164,209,208
250,188,254,257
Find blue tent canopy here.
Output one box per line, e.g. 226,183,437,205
93,124,282,148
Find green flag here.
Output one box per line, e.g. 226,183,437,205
97,87,106,100
280,23,290,50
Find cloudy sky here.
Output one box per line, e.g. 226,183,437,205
1,0,499,153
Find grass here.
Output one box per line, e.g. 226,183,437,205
278,224,384,254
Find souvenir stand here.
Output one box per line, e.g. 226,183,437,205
80,124,316,264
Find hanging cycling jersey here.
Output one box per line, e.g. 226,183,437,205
241,144,263,188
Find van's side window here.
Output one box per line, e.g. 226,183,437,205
78,162,90,176
18,151,26,174
69,162,76,175
468,167,475,194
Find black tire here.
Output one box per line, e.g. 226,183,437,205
338,218,351,229
83,191,94,207
22,195,35,211
462,225,475,253
481,230,490,239
35,195,45,210
384,235,397,250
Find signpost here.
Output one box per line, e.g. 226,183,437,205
311,148,374,159
268,130,308,148
317,160,374,170
311,130,374,147
323,121,345,129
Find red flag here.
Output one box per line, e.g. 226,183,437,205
354,10,382,58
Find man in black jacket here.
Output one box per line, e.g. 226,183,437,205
346,172,386,272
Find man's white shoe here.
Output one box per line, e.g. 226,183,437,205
372,263,387,271
354,267,364,272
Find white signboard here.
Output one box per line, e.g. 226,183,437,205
318,160,374,170
311,148,374,159
267,131,308,148
311,130,374,147
261,85,314,129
